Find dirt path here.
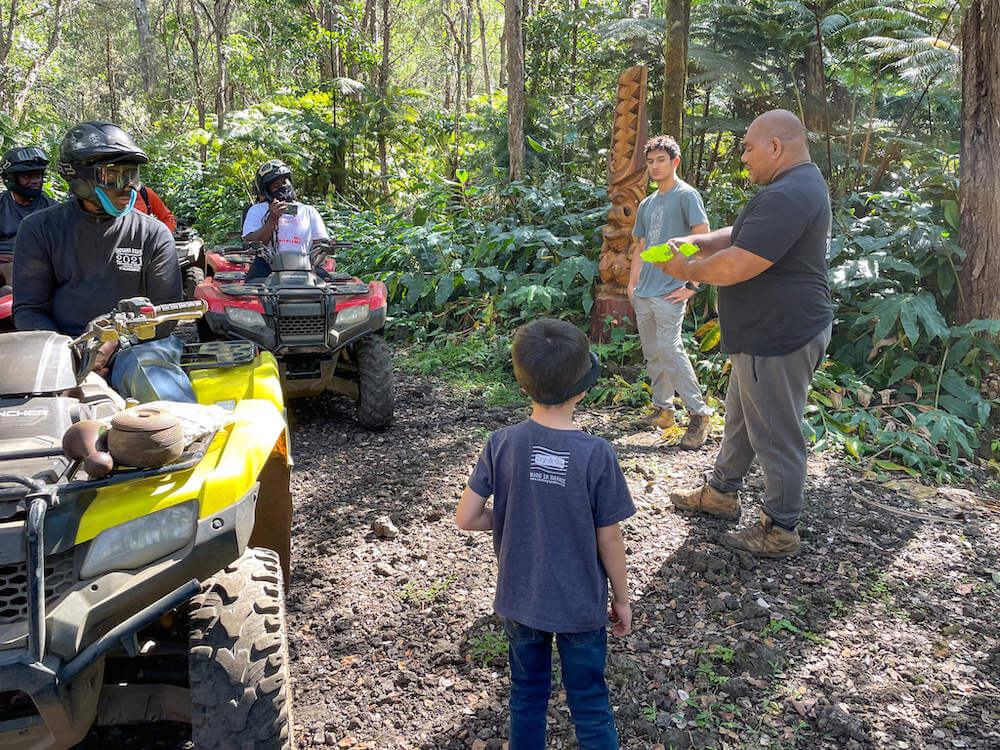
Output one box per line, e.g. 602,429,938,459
286,373,1000,750
83,371,1000,749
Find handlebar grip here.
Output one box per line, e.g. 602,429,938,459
153,300,208,315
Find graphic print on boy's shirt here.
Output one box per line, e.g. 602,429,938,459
530,444,570,487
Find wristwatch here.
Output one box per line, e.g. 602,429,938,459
684,281,698,291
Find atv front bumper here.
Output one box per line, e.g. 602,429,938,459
0,485,258,749
203,304,387,398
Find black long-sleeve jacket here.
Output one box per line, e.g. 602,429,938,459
12,199,181,337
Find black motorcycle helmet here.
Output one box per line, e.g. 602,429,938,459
254,159,295,201
57,121,148,205
2,146,49,198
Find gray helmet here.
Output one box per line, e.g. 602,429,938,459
254,159,293,200
2,146,49,196
57,122,148,203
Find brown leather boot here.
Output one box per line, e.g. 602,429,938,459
669,483,741,520
647,408,675,430
720,511,800,558
680,414,711,449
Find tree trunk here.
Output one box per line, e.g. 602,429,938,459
476,0,490,93
693,88,710,189
105,32,119,122
214,15,227,130
377,0,390,195
811,2,833,179
505,0,525,180
569,0,578,112
0,0,23,111
660,0,690,139
464,0,473,102
10,0,66,115
197,0,234,131
133,0,154,93
499,29,506,87
802,43,825,130
956,0,1000,323
180,0,208,162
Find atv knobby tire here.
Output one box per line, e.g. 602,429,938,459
183,265,205,301
354,333,394,429
188,548,294,750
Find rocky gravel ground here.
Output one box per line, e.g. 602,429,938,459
83,369,1000,749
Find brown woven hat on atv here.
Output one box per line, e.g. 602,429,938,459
107,406,184,468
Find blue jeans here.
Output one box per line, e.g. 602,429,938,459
110,335,197,403
503,618,618,750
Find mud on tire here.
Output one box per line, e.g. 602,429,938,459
188,548,294,750
355,333,394,429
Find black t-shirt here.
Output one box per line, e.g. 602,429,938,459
0,190,54,253
720,162,833,356
12,200,181,336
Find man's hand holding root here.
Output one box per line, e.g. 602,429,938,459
651,240,694,281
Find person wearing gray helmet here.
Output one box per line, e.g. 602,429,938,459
12,121,195,403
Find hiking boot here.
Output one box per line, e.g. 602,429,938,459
720,511,800,558
669,483,741,520
647,408,675,430
680,414,711,449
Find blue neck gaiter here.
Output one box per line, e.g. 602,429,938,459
95,186,136,217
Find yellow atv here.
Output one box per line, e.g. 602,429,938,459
0,300,295,749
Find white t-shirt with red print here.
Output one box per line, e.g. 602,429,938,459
241,201,329,253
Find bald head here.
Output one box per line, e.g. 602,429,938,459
741,109,812,185
751,110,807,147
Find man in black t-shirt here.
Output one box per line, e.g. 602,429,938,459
650,109,833,559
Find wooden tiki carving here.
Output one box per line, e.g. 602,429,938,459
590,65,648,341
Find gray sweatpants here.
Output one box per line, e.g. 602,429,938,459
632,294,713,416
708,324,831,529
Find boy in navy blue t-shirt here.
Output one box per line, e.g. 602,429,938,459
456,318,635,749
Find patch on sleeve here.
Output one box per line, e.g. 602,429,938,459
530,445,570,487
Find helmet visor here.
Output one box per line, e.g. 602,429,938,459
93,163,141,191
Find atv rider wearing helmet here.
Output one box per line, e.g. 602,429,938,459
1,147,55,285
242,159,329,280
11,121,196,403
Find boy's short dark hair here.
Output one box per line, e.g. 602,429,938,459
644,135,680,159
513,318,592,405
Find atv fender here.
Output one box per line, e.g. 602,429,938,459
189,350,284,411
202,400,292,580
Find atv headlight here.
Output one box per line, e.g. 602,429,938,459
336,305,369,327
225,307,265,328
80,500,198,578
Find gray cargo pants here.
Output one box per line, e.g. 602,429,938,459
632,294,713,416
708,324,832,529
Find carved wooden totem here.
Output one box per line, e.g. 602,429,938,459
589,65,649,342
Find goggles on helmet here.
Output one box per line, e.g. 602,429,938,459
91,163,141,191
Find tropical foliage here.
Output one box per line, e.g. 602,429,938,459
1,0,995,486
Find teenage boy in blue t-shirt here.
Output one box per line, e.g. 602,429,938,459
629,134,714,449
456,318,635,750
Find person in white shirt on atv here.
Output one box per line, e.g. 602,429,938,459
241,159,328,280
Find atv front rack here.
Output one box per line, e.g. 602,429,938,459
0,435,213,665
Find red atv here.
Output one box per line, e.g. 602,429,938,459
0,287,11,332
1,240,13,331
195,239,394,428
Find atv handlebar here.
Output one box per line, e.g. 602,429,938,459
70,299,207,379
